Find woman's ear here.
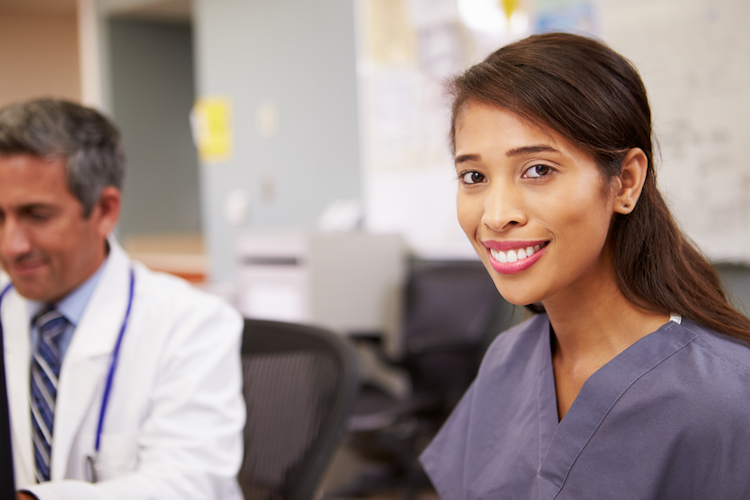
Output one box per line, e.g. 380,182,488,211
614,148,648,215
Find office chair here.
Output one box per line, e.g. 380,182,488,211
239,319,359,500
338,259,513,499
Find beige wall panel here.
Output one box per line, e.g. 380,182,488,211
0,12,81,106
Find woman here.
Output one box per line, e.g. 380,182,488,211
420,33,750,499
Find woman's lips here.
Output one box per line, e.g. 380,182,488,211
483,240,549,274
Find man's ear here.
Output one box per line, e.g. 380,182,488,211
614,148,648,215
91,186,121,237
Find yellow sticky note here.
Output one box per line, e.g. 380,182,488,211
192,97,233,162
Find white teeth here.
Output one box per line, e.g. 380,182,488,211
490,243,545,265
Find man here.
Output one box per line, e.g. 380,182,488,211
0,99,245,500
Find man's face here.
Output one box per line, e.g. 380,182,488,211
0,153,115,303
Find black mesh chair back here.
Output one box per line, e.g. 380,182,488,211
239,319,359,500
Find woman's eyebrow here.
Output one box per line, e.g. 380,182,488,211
506,145,560,157
454,145,560,163
455,153,480,164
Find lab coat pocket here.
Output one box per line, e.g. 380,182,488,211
98,432,140,479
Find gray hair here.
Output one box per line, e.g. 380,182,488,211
0,98,125,217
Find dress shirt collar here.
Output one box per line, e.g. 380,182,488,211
27,258,108,327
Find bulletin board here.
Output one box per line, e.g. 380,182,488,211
358,0,537,259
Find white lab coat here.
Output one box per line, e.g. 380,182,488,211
0,240,246,500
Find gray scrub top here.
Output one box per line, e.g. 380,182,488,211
420,314,750,500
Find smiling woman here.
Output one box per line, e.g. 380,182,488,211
453,103,626,309
419,33,750,500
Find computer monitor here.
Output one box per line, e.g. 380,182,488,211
0,325,16,496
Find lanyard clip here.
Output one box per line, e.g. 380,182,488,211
85,454,99,483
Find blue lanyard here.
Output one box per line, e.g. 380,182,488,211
0,268,135,460
94,267,135,452
0,284,11,308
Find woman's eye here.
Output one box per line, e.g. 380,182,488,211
460,171,485,184
524,164,553,178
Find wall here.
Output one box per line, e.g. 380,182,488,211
0,10,80,106
108,17,201,240
192,0,362,284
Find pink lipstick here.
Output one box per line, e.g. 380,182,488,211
483,240,548,274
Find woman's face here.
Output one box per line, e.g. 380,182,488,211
454,101,619,307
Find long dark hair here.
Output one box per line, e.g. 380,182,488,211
448,32,750,343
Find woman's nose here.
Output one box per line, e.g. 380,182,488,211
481,181,527,232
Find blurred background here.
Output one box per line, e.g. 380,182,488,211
2,0,750,497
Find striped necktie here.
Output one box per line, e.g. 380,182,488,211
30,306,68,483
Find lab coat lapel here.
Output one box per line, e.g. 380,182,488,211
2,289,34,486
50,243,132,480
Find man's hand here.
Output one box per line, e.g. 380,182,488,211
17,492,36,499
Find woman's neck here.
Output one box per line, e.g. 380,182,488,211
542,262,668,420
